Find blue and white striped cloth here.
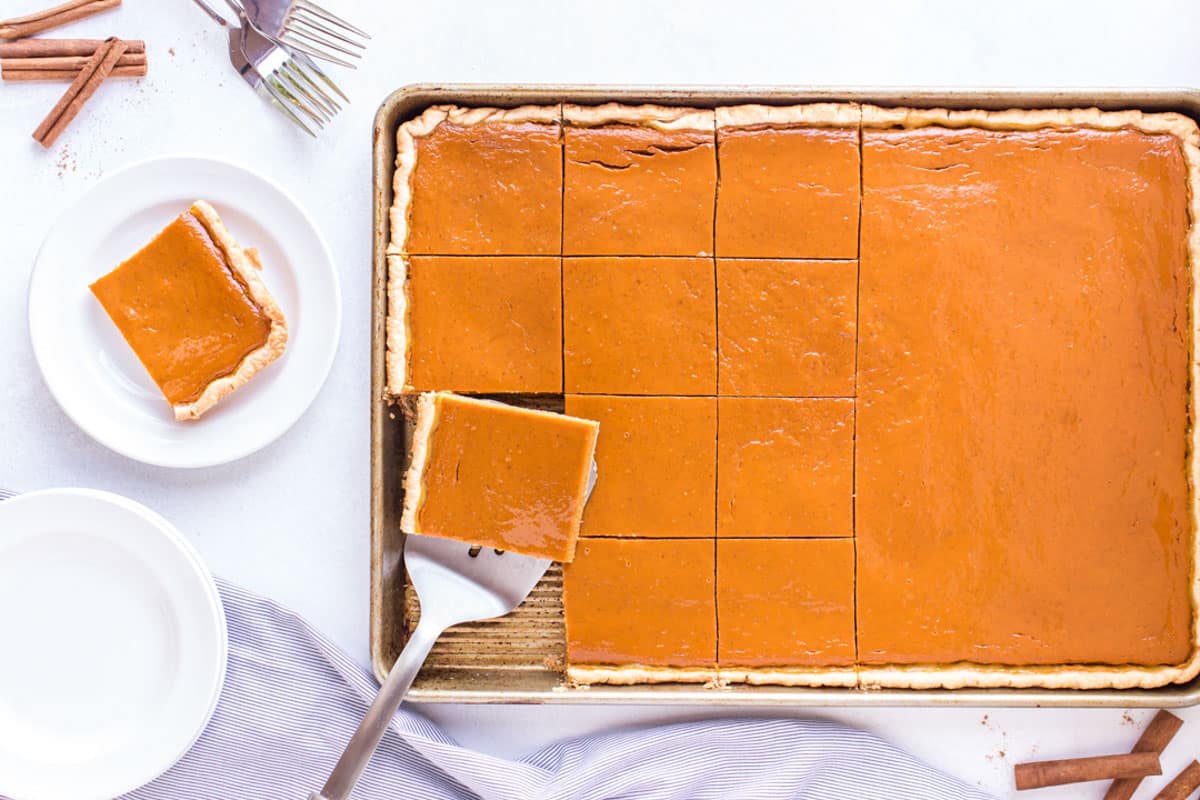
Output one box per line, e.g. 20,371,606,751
116,580,996,800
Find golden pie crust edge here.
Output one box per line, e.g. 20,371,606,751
715,102,860,129
563,102,714,131
385,104,562,398
398,391,437,534
567,665,718,686
173,200,288,421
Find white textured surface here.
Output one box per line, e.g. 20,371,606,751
2,0,1199,796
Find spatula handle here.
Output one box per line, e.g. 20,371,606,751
308,621,442,800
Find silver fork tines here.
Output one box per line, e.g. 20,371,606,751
190,0,347,137
236,9,346,135
279,0,368,67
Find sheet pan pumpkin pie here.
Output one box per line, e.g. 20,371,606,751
90,200,287,420
388,100,1200,691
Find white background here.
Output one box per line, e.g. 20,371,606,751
3,1,1200,796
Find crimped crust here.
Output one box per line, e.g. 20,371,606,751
716,102,860,129
567,664,717,686
564,102,714,132
173,200,287,421
398,391,437,534
858,661,1200,691
384,255,410,399
719,666,858,688
385,104,561,398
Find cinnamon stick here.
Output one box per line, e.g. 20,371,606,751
3,53,145,70
0,0,120,40
32,36,125,147
1015,752,1161,791
0,38,144,57
4,63,144,80
1155,761,1200,800
1104,711,1186,800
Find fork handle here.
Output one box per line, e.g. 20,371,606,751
308,621,443,800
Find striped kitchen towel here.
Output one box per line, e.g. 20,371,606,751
116,579,995,800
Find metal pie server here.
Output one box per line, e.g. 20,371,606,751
307,534,551,800
309,465,595,799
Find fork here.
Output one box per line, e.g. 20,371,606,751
307,534,554,800
191,0,345,136
239,0,368,68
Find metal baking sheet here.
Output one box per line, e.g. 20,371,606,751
371,84,1200,706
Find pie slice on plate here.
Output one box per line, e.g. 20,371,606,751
89,200,288,420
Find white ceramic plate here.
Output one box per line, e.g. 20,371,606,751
0,489,227,800
29,156,341,468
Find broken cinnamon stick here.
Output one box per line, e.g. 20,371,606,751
1104,711,1186,800
1015,752,1161,791
0,38,144,57
4,63,144,80
4,53,145,70
0,0,120,40
32,36,125,147
1155,761,1200,800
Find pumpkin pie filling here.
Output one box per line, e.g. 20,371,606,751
717,539,855,673
563,256,717,395
403,256,562,393
856,117,1194,679
401,392,599,562
563,104,716,257
564,538,717,682
715,104,861,259
90,201,286,419
565,395,716,537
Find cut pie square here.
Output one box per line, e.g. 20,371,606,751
564,395,716,537
391,104,562,256
395,255,562,394
717,539,856,685
564,537,716,683
716,104,861,258
401,392,599,562
563,256,716,395
89,200,287,421
718,398,854,538
563,104,716,256
716,258,857,397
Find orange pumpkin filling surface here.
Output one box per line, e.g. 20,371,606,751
90,209,273,407
401,393,599,562
856,125,1192,667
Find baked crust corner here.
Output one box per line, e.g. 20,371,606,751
172,200,288,421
